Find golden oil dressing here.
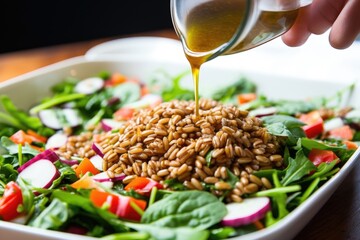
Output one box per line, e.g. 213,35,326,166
182,0,299,116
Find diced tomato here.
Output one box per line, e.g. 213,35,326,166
74,158,100,178
114,107,135,121
0,182,23,221
344,140,358,150
10,130,33,145
26,130,47,143
90,189,119,213
89,189,146,222
104,73,126,87
71,172,98,189
328,125,354,141
237,93,257,104
308,149,339,167
141,86,149,97
299,111,324,138
124,177,163,196
116,195,146,222
9,130,45,152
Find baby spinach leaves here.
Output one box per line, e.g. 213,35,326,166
281,149,316,186
262,115,306,145
141,190,227,230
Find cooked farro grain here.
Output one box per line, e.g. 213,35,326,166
56,99,283,202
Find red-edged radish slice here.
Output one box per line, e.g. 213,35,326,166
18,149,59,172
92,172,126,182
10,215,28,225
249,107,277,117
38,109,63,129
45,133,68,150
63,109,83,127
221,197,270,227
89,154,103,171
124,94,162,109
60,159,79,166
74,77,104,95
92,143,104,157
18,159,60,189
39,109,82,129
324,117,344,132
101,119,125,131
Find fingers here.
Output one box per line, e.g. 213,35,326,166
308,0,347,35
329,0,360,49
281,5,311,47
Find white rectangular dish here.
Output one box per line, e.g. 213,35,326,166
0,37,359,240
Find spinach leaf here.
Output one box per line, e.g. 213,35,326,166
262,115,305,145
300,138,355,161
0,95,43,130
101,232,150,240
51,77,78,94
141,190,227,230
210,78,256,103
281,149,316,186
275,100,318,115
0,156,18,195
51,190,128,233
301,160,339,183
17,178,35,214
30,198,74,230
265,172,289,227
125,222,209,240
209,227,236,240
160,72,194,102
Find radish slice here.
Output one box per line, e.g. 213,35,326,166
45,133,68,150
324,117,344,132
221,197,270,227
38,109,63,129
39,109,82,129
90,154,103,171
92,172,126,182
92,143,104,157
101,119,125,131
10,215,28,225
74,77,104,95
124,94,162,109
18,159,60,189
60,159,79,166
18,149,59,172
249,107,277,117
345,110,360,119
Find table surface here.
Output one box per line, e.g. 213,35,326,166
0,29,359,240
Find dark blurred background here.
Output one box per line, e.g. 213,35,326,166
0,1,173,54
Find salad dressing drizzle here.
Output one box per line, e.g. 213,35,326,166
180,0,300,116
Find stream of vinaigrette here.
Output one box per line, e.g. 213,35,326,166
182,0,299,116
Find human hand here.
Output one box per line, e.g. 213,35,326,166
282,0,360,49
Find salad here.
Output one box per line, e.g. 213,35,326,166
0,70,359,240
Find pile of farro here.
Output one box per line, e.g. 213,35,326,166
57,99,283,202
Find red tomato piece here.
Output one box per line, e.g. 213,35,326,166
114,107,135,121
74,158,100,178
308,149,339,167
124,177,163,196
90,189,119,214
10,130,33,145
328,125,354,141
344,140,358,150
89,189,146,222
0,182,23,221
299,111,324,138
116,195,147,222
237,93,257,104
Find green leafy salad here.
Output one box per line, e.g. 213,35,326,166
0,70,359,240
